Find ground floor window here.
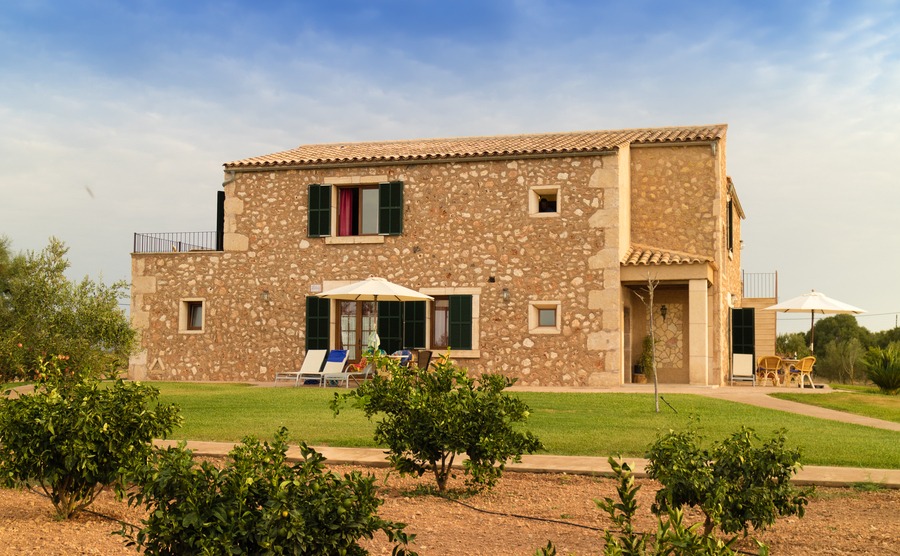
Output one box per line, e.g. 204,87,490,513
305,291,478,357
528,300,561,334
433,298,450,349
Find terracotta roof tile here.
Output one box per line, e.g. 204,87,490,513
225,124,727,169
621,244,712,266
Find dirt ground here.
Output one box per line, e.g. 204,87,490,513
0,465,897,556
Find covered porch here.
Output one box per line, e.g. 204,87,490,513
620,248,715,385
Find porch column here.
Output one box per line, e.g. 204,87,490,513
688,279,709,385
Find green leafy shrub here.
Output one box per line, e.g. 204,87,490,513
123,427,416,555
862,343,900,394
537,458,762,556
0,361,181,518
331,353,543,492
600,458,751,556
645,427,810,536
636,335,655,379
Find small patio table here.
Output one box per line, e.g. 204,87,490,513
779,359,799,386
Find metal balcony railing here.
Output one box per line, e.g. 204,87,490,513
133,231,221,254
742,271,778,299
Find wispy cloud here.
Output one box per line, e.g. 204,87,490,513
1,0,898,330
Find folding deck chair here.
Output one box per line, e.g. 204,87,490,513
730,353,755,386
273,350,327,387
322,352,375,388
315,350,349,387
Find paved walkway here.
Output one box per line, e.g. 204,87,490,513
161,382,900,489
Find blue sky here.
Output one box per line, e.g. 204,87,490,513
1,0,899,333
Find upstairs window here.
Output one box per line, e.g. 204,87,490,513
529,186,560,217
338,186,380,236
308,181,403,237
727,199,734,253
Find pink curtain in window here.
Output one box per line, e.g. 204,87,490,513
338,189,354,236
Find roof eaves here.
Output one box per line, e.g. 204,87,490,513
620,244,714,266
224,124,727,169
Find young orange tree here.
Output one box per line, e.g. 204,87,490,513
0,359,181,518
332,354,543,492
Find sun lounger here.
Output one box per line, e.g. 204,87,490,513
731,353,755,386
322,353,374,388
273,350,327,386
315,350,350,387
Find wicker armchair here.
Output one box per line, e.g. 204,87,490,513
756,355,782,386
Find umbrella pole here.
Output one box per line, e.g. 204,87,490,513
810,311,815,351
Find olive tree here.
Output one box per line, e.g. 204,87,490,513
0,236,134,381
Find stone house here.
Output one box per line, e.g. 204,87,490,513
130,124,746,386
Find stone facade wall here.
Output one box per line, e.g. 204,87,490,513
130,140,742,386
627,141,741,385
630,144,718,257
132,153,624,386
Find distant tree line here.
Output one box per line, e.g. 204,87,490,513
777,314,900,383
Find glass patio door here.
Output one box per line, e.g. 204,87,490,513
337,301,376,361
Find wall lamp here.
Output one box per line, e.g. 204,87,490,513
660,304,667,321
501,287,510,303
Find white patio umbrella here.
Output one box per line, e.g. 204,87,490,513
765,290,865,350
317,277,433,349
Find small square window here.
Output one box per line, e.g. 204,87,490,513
180,299,205,333
529,186,560,217
187,302,203,330
538,307,557,327
528,300,561,334
538,193,557,213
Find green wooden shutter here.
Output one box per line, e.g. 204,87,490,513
403,301,426,349
378,181,403,235
449,295,473,350
308,184,331,237
727,200,734,252
305,296,330,350
377,301,402,354
731,308,755,356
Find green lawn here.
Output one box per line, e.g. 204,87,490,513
155,383,900,470
770,387,900,424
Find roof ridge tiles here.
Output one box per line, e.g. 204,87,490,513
225,124,727,168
